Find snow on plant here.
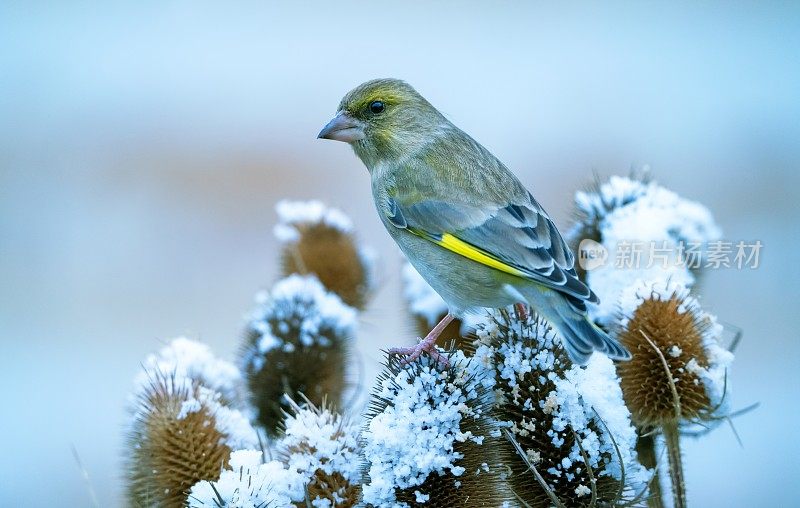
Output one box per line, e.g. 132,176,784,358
278,397,361,507
126,370,258,508
121,192,745,508
188,450,305,508
476,309,649,507
616,277,735,427
569,175,721,325
274,199,354,242
274,199,374,309
242,273,357,436
174,383,260,450
362,350,507,507
133,337,244,408
247,274,357,358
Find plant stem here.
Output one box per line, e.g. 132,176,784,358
663,422,686,508
636,432,664,508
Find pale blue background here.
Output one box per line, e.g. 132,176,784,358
1,2,798,506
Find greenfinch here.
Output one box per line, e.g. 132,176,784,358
318,78,629,365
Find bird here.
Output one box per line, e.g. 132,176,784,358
317,78,630,365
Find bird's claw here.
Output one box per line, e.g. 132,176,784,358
389,339,449,366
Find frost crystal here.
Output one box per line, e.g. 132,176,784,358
188,450,305,508
273,199,353,243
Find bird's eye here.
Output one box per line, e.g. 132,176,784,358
369,100,385,114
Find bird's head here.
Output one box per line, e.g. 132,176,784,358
318,78,446,168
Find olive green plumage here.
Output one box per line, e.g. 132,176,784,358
320,78,629,364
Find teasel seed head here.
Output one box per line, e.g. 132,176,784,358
615,279,735,428
475,309,648,507
361,349,510,507
134,336,245,409
242,274,357,437
278,396,361,507
275,199,374,310
126,371,258,507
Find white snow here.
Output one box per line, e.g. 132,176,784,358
278,400,361,504
188,450,305,508
361,351,489,507
572,176,721,325
694,316,735,412
273,199,354,243
617,277,699,328
133,337,243,407
247,274,358,358
176,398,202,420
478,311,649,495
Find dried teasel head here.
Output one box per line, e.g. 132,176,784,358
277,396,361,507
475,309,648,507
126,371,258,508
275,199,374,310
615,279,734,428
242,274,357,437
361,349,510,507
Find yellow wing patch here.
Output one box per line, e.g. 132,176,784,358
435,233,527,278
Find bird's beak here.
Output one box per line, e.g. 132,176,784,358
317,112,366,143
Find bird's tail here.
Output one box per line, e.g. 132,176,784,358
552,310,631,364
518,286,630,364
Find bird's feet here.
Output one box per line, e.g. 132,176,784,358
389,334,449,366
515,302,529,322
390,313,455,366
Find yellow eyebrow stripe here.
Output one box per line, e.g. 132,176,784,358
435,233,527,277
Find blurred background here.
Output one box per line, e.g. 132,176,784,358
1,1,798,506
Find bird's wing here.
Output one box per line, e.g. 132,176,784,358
386,195,597,308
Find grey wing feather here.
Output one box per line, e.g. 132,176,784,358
388,195,598,306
